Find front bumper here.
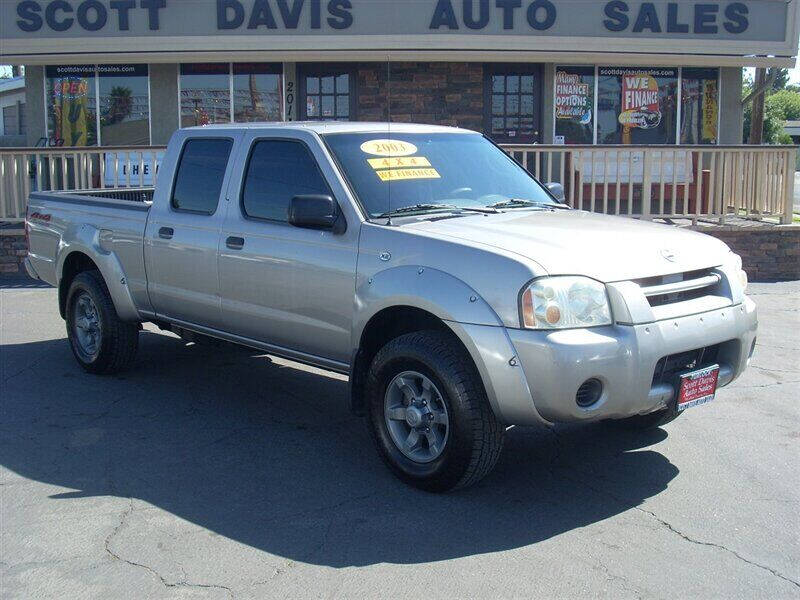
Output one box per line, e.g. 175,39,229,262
507,298,757,423
449,298,757,426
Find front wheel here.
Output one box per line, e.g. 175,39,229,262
65,270,139,374
365,330,504,492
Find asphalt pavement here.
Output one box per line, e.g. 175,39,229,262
1,280,798,599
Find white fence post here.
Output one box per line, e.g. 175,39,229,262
641,150,652,221
783,148,796,225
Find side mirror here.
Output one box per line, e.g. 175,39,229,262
546,182,566,202
288,195,345,232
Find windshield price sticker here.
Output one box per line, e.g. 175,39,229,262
375,168,441,182
367,156,432,169
360,139,418,157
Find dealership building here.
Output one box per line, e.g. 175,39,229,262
0,0,798,149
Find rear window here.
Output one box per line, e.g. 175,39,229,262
171,138,233,214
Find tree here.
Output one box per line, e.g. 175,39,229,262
101,86,133,127
770,68,790,92
742,68,800,144
743,89,798,144
768,89,800,121
748,68,767,144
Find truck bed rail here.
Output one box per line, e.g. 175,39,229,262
53,188,154,203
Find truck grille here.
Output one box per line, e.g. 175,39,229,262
635,268,722,307
652,343,722,385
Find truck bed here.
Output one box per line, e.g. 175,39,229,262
26,188,154,309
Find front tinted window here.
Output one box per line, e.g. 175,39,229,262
171,139,233,214
242,140,331,222
323,132,554,217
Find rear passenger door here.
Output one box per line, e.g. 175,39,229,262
144,134,239,329
218,132,359,365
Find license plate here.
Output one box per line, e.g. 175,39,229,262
677,364,720,411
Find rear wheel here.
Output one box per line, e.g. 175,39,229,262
65,271,139,374
366,330,504,492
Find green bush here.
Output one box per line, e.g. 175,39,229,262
768,90,800,121
743,88,800,144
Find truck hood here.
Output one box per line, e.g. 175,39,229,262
407,210,731,282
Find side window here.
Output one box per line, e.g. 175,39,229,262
171,138,233,214
241,140,332,222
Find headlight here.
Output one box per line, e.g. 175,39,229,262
520,276,612,329
728,252,748,292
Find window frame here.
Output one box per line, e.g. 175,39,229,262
679,67,722,145
178,63,286,127
232,62,283,124
169,136,235,216
177,62,233,127
298,63,357,121
238,136,336,225
552,65,722,145
483,63,543,144
43,64,152,147
552,65,598,145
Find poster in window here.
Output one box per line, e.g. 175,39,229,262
680,68,718,144
619,72,662,135
597,67,677,145
46,66,96,147
57,79,90,146
556,71,591,123
702,80,718,142
554,67,594,144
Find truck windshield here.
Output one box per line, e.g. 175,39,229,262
322,132,556,218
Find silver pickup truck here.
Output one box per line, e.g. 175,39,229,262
25,122,757,491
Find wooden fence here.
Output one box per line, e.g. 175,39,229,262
0,144,795,224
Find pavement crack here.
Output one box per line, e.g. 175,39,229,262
735,380,800,389
104,498,234,599
554,465,799,591
1,349,51,383
634,506,800,591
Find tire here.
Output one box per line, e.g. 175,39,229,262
611,407,681,431
65,270,139,374
365,330,504,492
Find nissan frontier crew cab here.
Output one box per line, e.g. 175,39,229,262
25,122,757,491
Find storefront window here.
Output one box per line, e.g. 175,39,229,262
681,68,719,144
486,66,540,142
597,67,678,145
303,68,352,120
98,65,150,146
45,66,97,146
233,63,282,122
180,64,231,127
554,66,594,144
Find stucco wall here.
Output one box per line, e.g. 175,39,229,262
23,65,45,146
149,64,179,146
719,67,743,144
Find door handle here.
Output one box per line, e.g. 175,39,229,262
226,236,245,250
158,227,174,239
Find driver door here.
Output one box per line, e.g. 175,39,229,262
218,132,360,365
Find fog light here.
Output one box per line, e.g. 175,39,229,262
576,378,603,407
